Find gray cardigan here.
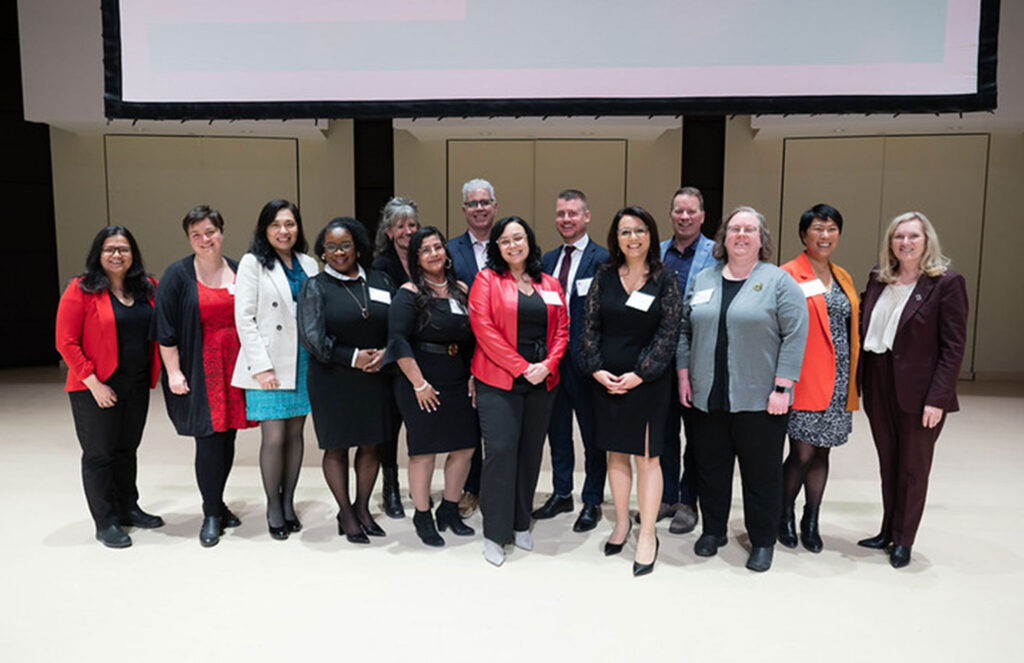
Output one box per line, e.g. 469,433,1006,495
676,261,808,413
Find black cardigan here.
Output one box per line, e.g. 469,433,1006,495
151,255,239,437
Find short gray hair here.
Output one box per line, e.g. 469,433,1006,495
462,178,495,203
712,206,773,262
374,196,419,257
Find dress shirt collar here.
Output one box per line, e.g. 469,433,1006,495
325,264,366,282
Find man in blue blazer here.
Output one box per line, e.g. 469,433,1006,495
533,189,610,532
450,177,497,517
658,186,718,534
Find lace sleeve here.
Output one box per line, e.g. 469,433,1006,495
635,270,682,381
576,267,605,376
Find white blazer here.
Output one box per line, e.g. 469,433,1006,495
231,252,319,389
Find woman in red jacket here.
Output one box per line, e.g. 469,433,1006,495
55,226,163,548
469,216,569,566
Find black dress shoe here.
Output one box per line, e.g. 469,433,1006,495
778,506,798,548
746,546,774,572
890,545,912,568
857,532,893,549
632,537,660,577
604,521,632,556
413,509,445,547
337,514,370,544
800,505,823,553
96,524,132,549
124,507,165,529
284,518,302,533
573,503,602,533
199,516,222,547
381,467,405,519
435,499,475,536
356,511,386,537
221,506,241,529
694,533,728,557
268,519,289,540
532,494,574,520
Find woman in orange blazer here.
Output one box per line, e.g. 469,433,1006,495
55,226,162,549
469,216,569,566
778,204,860,553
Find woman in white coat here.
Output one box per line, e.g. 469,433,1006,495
232,199,319,539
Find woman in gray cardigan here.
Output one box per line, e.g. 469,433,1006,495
676,207,808,572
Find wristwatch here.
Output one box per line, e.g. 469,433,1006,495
773,384,793,394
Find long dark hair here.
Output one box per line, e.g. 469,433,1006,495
486,216,544,282
79,226,154,300
313,217,373,270
605,206,663,277
250,199,308,268
406,227,468,330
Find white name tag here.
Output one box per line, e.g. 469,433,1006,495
449,298,467,315
575,277,593,296
691,288,713,305
625,291,655,312
800,279,827,298
540,289,563,306
226,283,236,296
368,287,391,305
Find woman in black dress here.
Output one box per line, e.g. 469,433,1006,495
298,218,395,544
387,227,477,546
578,206,681,576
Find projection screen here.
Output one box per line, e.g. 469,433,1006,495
102,0,999,119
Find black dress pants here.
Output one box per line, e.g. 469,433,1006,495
68,372,150,529
691,409,788,547
476,382,557,544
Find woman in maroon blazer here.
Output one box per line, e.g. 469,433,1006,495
858,211,968,568
55,226,163,548
469,216,569,567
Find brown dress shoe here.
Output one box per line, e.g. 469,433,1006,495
457,492,479,518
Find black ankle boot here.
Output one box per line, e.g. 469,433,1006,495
778,505,798,548
800,505,823,553
436,499,475,536
381,467,404,519
413,509,444,547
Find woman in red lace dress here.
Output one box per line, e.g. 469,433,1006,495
153,205,255,547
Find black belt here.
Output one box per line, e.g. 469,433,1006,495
416,341,460,357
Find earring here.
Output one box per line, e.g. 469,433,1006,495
321,254,327,261
445,258,453,270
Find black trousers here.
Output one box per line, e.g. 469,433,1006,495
476,382,557,544
691,409,788,547
546,354,605,504
195,430,237,517
661,371,700,506
68,372,150,529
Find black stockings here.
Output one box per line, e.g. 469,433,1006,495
322,445,379,535
195,430,237,517
782,439,831,509
259,416,306,527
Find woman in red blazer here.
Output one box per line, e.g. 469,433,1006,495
55,226,162,549
469,216,569,566
779,204,860,554
858,211,968,568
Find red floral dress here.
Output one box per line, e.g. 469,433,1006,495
197,280,254,432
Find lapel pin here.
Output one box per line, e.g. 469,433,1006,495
753,283,763,291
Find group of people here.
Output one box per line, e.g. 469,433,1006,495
55,178,968,575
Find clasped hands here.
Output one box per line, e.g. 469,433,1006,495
354,348,385,373
593,369,643,395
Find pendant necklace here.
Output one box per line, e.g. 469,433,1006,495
343,278,370,319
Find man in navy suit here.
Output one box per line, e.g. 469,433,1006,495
450,178,497,516
532,189,610,532
658,186,719,534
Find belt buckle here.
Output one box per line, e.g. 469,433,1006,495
447,343,458,356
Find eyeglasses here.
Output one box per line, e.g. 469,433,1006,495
418,244,446,256
463,199,494,209
497,234,527,249
619,227,649,238
727,225,760,236
324,242,354,253
102,246,131,255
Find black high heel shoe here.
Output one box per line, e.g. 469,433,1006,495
435,499,475,536
284,518,302,533
413,509,444,547
604,521,632,556
337,514,369,544
268,518,289,540
778,505,798,548
633,536,660,576
356,510,386,537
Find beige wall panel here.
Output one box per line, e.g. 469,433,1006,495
625,128,682,240
723,116,784,231
393,131,446,231
298,119,355,229
532,140,626,253
50,129,109,285
780,137,885,287
880,135,988,376
105,135,297,276
446,140,535,238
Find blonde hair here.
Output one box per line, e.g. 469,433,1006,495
876,211,950,284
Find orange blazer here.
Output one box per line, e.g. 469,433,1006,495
55,277,161,392
468,268,569,391
781,252,860,411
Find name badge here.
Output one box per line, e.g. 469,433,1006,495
625,291,655,312
449,298,467,315
800,279,827,298
226,283,236,296
575,277,593,296
540,289,563,306
691,288,713,305
368,287,391,305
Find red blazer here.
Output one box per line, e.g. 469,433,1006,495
781,252,860,412
55,277,161,392
859,269,968,414
468,268,569,391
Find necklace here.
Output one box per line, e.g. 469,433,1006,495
423,276,448,288
341,278,370,319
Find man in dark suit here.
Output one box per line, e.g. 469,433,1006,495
532,189,610,532
450,178,497,516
